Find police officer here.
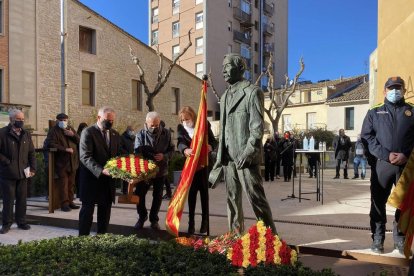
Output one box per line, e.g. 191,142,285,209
361,76,414,254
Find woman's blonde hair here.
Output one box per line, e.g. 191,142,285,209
178,106,196,123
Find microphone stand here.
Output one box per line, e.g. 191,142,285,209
281,139,299,201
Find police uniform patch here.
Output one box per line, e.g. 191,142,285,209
405,110,412,117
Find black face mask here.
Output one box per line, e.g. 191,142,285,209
102,120,113,130
148,127,159,134
14,121,24,129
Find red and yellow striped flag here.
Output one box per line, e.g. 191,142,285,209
388,149,414,258
165,80,209,236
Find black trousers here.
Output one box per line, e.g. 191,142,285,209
79,200,112,235
135,176,164,223
164,178,172,197
275,155,281,176
283,165,292,180
188,169,208,225
335,159,348,177
370,159,404,243
0,178,27,226
264,158,276,181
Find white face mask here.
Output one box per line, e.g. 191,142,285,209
58,121,68,129
182,120,194,128
386,89,403,103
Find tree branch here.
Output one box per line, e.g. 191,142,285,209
129,45,151,97
208,68,220,102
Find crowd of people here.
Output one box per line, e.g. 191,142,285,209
0,55,412,259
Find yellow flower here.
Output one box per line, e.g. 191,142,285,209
241,234,250,267
227,248,233,260
290,249,298,265
121,157,127,171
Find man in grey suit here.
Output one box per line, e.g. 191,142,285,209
209,53,276,234
78,107,124,235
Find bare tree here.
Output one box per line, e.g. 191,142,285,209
129,29,193,111
256,53,305,133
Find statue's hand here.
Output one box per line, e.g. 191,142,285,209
236,153,252,170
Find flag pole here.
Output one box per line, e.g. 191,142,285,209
202,74,210,237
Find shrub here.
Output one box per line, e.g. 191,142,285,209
0,235,336,275
168,151,186,183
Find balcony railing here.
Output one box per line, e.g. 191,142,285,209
264,1,274,16
263,43,274,56
233,7,252,26
263,23,274,36
233,30,251,45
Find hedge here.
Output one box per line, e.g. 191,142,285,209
0,234,336,275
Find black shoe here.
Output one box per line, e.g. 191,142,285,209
0,225,11,234
361,175,365,180
352,176,359,179
134,219,145,230
17,224,31,230
188,224,195,235
61,205,71,212
69,203,80,209
344,176,349,179
150,221,160,230
333,176,339,179
200,221,208,234
309,175,313,178
371,239,384,253
162,194,171,200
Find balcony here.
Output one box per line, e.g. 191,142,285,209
233,7,253,27
264,1,274,16
263,43,274,56
233,30,251,45
263,23,274,36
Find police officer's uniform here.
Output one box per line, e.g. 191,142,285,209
361,78,414,252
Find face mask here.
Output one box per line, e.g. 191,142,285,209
148,127,159,134
386,89,402,103
13,120,24,129
182,120,194,128
58,121,68,129
102,120,113,130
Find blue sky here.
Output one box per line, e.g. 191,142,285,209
79,0,377,82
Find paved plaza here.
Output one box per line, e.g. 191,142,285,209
0,169,410,275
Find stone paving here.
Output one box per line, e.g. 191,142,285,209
0,168,411,275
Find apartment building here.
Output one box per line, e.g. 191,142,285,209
149,0,288,119
0,0,200,143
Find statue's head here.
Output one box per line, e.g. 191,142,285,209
222,53,246,84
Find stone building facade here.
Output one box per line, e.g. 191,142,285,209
2,0,201,145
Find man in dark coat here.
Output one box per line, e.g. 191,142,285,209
134,112,174,230
78,107,124,235
208,53,276,234
0,109,36,234
47,113,80,211
332,129,352,179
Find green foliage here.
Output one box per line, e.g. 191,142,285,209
168,151,186,182
29,152,48,197
0,235,336,275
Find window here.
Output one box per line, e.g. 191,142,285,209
282,114,292,132
240,44,250,59
152,8,159,24
195,12,203,29
172,44,180,60
79,26,96,54
195,63,203,78
82,71,95,106
0,0,3,34
304,90,312,103
215,111,220,120
254,42,258,52
172,21,180,38
345,107,354,130
196,0,203,4
240,0,251,14
195,37,203,55
254,64,258,74
228,21,232,31
131,80,143,111
306,112,316,130
173,0,180,15
227,44,232,53
151,30,158,45
243,70,251,81
254,21,258,30
228,0,232,7
254,0,258,8
171,88,180,114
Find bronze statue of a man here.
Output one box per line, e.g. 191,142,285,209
209,53,277,233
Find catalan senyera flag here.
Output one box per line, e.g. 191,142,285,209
165,80,209,237
388,148,414,258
